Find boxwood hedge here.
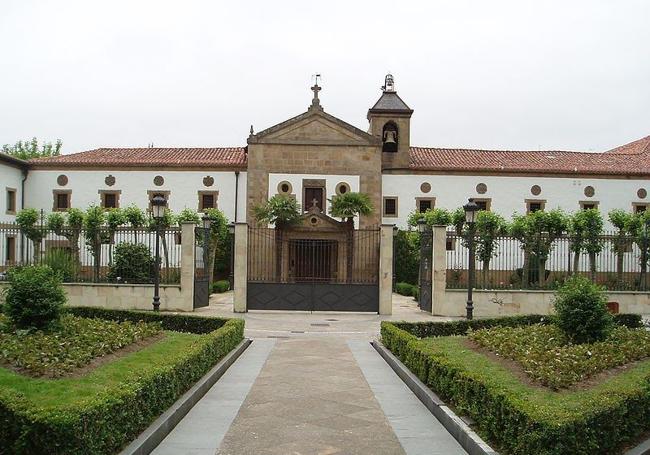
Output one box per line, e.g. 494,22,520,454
381,318,650,455
0,308,244,455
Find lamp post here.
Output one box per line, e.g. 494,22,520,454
463,198,479,320
417,219,433,312
392,225,398,292
228,222,235,290
151,194,166,311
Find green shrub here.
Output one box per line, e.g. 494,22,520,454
394,230,419,284
3,266,66,330
0,310,244,454
381,321,650,455
391,314,550,338
211,280,230,293
42,248,79,282
107,242,154,284
613,313,644,329
412,286,419,302
554,275,613,343
395,282,415,296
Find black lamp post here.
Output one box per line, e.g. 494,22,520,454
392,225,398,292
228,222,235,290
151,194,166,311
463,198,479,320
417,219,433,312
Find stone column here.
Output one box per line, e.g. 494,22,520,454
379,224,394,315
180,222,196,312
431,225,447,315
233,222,248,313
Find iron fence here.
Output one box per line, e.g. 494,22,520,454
445,230,648,291
0,222,181,284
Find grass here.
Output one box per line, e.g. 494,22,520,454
420,335,650,420
0,330,200,409
0,314,162,377
468,324,650,389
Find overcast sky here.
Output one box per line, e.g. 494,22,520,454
1,0,648,154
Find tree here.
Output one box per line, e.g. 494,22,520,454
627,211,650,290
16,208,46,261
407,208,452,228
608,209,633,287
2,137,62,160
46,208,84,265
123,204,146,243
83,205,106,281
568,209,604,281
176,208,201,225
474,211,508,288
510,209,568,287
253,195,301,229
328,192,373,228
106,208,126,264
148,208,174,273
451,207,466,236
203,208,229,284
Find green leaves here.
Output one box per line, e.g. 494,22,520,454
407,208,452,228
328,192,373,220
2,137,62,160
107,242,155,283
253,194,301,228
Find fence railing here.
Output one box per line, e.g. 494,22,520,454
0,223,181,284
445,230,648,291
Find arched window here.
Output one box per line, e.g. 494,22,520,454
382,121,398,153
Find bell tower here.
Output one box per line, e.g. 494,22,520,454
368,73,414,170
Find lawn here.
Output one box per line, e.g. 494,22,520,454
381,317,650,455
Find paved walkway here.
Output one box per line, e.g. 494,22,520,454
154,295,468,454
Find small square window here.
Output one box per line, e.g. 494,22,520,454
580,201,599,211
100,191,120,209
6,188,16,214
416,198,435,213
198,191,218,211
474,198,491,211
383,197,398,217
53,191,71,211
5,236,16,263
633,203,648,214
526,200,546,214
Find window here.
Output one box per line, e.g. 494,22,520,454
580,201,599,211
383,197,398,217
99,190,121,209
5,236,16,264
304,187,324,211
416,197,435,213
198,191,218,211
633,203,649,214
335,182,350,195
147,190,170,212
6,188,16,214
525,199,546,214
473,198,491,211
53,190,71,211
277,181,292,195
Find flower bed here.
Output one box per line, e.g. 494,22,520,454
468,324,650,389
0,314,162,377
0,308,244,455
381,317,650,455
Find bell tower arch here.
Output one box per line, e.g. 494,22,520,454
368,73,413,170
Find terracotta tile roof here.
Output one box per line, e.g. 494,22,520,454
30,147,247,168
606,135,650,155
409,146,650,176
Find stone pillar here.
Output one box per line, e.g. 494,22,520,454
180,222,196,311
431,225,447,315
379,224,394,315
233,222,248,313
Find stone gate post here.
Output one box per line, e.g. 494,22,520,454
379,224,394,315
431,225,447,315
233,222,248,313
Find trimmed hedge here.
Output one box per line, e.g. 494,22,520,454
395,282,416,296
381,319,650,455
65,306,229,334
0,309,244,455
391,313,644,338
211,280,230,294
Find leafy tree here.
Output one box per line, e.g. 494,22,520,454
451,207,466,236
510,209,568,287
107,242,154,284
2,137,62,160
407,208,452,228
568,209,604,280
474,211,508,288
123,204,147,243
16,208,46,260
148,208,175,272
394,230,419,284
176,208,200,225
83,205,106,281
47,208,84,265
253,195,301,229
627,211,650,290
328,192,373,228
203,208,229,284
106,208,126,264
608,209,633,287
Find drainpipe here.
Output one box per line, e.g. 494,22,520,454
234,171,240,222
20,167,28,262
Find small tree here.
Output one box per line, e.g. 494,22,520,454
3,265,66,330
451,207,466,236
148,208,174,272
554,275,613,344
47,208,84,264
204,208,229,284
394,230,419,284
608,209,633,288
123,204,147,243
2,137,62,160
16,208,46,261
569,209,604,281
107,242,154,284
627,211,650,290
329,192,373,229
106,208,126,264
474,211,507,288
253,195,301,229
407,208,452,228
83,205,106,281
176,208,201,225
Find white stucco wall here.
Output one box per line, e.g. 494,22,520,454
0,161,24,223
268,172,361,225
382,174,649,229
24,170,247,222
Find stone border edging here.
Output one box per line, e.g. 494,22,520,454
625,437,650,455
371,340,498,455
118,338,253,455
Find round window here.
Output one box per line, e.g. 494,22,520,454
420,182,431,193
584,185,595,198
476,183,487,194
277,181,292,195
336,182,351,195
